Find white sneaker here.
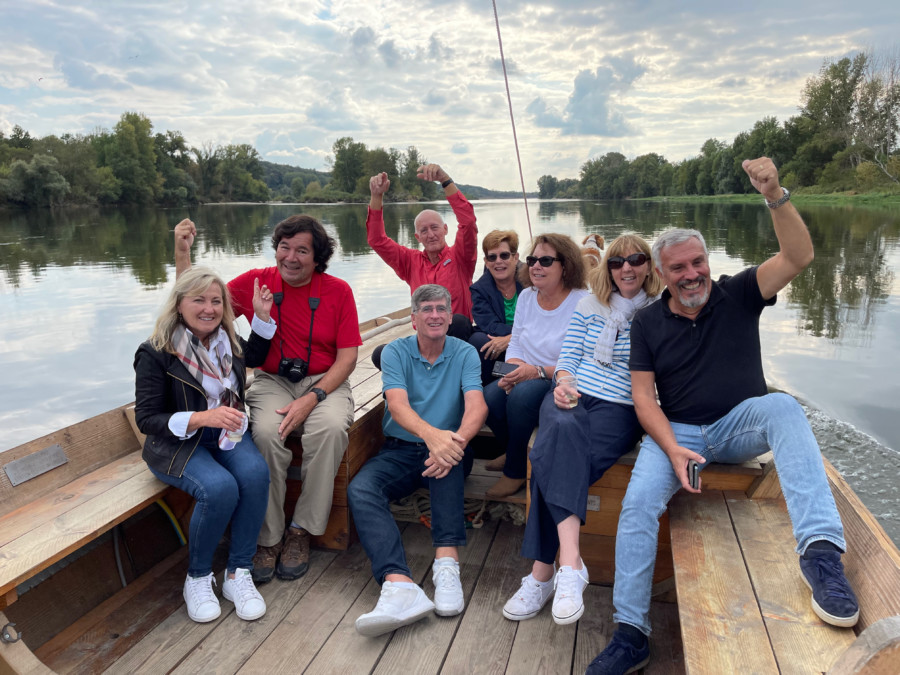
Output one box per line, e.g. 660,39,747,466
223,568,267,621
355,581,435,637
502,572,555,621
432,557,464,616
552,563,589,624
183,572,220,623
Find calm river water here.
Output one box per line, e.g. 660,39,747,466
1,199,899,543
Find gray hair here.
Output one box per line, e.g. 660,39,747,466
411,284,452,312
652,228,708,269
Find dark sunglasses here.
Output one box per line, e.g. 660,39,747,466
607,253,649,270
486,251,513,262
526,255,561,267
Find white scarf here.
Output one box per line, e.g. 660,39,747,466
590,290,655,366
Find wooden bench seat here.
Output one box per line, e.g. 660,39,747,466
668,458,900,673
0,406,170,609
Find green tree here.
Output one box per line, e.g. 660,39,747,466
4,154,70,206
537,174,559,198
155,131,197,204
106,112,161,203
330,137,366,193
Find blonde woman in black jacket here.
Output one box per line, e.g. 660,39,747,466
134,266,273,624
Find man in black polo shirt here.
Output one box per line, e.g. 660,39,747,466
587,157,859,675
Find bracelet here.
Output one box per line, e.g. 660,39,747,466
537,365,547,380
441,178,454,188
765,186,791,209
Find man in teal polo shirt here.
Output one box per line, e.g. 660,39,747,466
348,284,487,637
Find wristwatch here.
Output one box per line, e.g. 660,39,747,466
311,387,327,403
765,187,791,209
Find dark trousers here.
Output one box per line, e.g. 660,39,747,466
522,391,642,564
348,437,468,583
483,378,551,479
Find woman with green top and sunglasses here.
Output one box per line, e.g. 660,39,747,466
468,229,525,385
483,233,589,499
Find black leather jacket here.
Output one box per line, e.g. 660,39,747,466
133,332,269,477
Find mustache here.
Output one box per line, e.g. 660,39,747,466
678,275,707,289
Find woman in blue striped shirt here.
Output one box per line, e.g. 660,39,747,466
501,233,663,626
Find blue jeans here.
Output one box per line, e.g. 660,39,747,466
149,428,270,577
484,378,551,479
524,391,642,564
348,437,467,584
612,393,846,635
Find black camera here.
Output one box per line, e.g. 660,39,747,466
278,357,308,383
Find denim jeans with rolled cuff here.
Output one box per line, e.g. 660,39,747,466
148,428,270,577
612,393,846,635
348,437,468,584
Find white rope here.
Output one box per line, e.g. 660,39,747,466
491,0,533,239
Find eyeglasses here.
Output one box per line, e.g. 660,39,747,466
526,255,561,267
607,253,649,270
415,304,450,315
485,251,513,262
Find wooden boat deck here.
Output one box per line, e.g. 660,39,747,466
4,308,900,673
34,515,684,675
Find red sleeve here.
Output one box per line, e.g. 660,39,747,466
448,191,478,280
366,206,414,283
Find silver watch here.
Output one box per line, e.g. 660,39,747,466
765,187,791,209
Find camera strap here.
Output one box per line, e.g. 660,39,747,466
274,272,320,372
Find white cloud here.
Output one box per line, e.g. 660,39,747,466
1,0,897,189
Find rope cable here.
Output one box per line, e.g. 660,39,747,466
491,0,533,239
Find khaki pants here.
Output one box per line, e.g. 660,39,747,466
247,371,354,546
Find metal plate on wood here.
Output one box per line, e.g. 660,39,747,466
586,495,601,512
3,444,68,486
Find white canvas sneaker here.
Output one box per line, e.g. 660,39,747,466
183,572,221,623
223,567,267,621
502,572,555,621
432,557,464,616
552,563,589,624
355,581,435,637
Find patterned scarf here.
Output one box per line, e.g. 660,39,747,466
172,324,242,449
590,290,655,367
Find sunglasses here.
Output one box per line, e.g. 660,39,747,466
607,253,649,270
486,251,513,262
526,255,561,267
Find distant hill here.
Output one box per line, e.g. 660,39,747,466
455,183,536,200
261,160,532,200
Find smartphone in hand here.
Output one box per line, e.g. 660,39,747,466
491,361,519,378
687,459,700,490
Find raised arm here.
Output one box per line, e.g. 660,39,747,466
742,157,814,300
174,218,196,278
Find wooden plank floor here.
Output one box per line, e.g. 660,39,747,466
51,518,684,674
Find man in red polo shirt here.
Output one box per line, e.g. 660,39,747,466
366,163,477,341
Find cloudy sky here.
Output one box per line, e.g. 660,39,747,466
2,1,897,190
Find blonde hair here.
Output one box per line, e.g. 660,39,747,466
589,233,663,306
149,266,242,356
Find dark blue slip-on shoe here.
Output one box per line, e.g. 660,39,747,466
585,628,650,674
800,548,859,627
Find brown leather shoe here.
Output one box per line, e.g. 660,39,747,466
485,476,525,499
276,527,310,580
251,543,281,584
485,453,507,472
